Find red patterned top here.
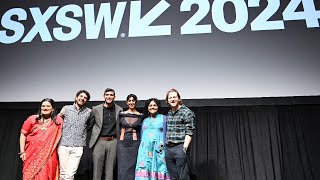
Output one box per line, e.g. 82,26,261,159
21,115,63,180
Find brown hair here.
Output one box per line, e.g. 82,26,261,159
165,88,182,105
104,88,115,96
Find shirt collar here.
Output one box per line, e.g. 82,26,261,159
73,103,86,112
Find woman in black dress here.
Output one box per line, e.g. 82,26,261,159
117,94,144,180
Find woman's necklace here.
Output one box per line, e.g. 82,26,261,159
40,118,51,131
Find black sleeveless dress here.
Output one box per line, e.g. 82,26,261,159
117,112,143,180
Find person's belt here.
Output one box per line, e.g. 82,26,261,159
167,142,183,147
99,136,116,141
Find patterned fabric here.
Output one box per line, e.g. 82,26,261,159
59,104,91,147
21,115,63,180
118,112,143,180
135,114,170,180
166,105,196,144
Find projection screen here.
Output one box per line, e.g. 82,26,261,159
0,0,319,102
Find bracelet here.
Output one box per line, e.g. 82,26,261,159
18,152,25,155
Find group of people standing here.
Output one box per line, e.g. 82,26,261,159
19,88,196,180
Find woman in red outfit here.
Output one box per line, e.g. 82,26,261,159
19,98,63,180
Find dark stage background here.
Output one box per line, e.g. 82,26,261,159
0,96,320,180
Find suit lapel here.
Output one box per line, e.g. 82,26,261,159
98,104,104,125
115,105,119,121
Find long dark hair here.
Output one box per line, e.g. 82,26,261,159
143,98,161,119
36,98,59,124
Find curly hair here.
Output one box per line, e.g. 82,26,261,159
143,98,161,118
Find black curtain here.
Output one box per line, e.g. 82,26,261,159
0,103,319,180
191,105,319,180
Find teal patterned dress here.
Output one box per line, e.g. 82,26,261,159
135,114,170,180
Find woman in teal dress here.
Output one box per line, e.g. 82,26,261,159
135,98,170,180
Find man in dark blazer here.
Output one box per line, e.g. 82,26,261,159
87,88,123,180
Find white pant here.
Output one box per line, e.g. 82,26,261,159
58,146,83,180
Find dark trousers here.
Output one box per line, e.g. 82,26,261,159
165,143,190,180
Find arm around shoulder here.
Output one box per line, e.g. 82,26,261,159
58,106,66,118
86,109,95,131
